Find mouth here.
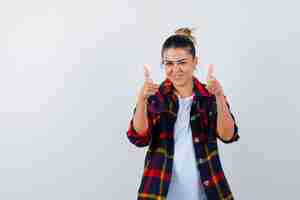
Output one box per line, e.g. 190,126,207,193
173,75,183,79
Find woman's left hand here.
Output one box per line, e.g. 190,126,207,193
206,77,224,97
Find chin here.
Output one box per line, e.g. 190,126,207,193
172,78,187,87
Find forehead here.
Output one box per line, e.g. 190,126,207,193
163,48,192,60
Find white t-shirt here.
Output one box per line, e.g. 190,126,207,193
166,94,207,200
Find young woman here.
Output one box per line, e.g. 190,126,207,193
126,28,240,200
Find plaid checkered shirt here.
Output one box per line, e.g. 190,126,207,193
127,76,240,200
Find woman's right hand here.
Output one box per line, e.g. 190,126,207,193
138,65,160,101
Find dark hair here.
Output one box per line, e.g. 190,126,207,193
161,27,197,59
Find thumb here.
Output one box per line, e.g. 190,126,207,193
206,64,214,82
144,64,153,83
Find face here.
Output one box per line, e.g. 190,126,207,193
162,48,198,88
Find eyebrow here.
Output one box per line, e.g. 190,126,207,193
163,57,189,62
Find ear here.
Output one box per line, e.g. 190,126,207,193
193,56,199,69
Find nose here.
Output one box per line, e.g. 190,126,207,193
172,63,182,72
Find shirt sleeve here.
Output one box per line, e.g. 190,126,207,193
126,102,159,147
209,96,240,144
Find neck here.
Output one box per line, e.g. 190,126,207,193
174,79,194,98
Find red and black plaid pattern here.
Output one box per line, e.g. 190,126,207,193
127,76,239,200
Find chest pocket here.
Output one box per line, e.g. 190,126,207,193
190,100,218,143
191,105,209,128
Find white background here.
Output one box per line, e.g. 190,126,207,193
0,0,299,199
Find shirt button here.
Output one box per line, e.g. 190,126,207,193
203,180,210,187
194,137,200,143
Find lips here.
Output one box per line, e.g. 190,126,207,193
174,75,183,79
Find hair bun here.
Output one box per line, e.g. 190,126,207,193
174,27,196,44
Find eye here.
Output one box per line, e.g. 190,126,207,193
165,62,174,66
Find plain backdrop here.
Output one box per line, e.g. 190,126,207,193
0,0,299,199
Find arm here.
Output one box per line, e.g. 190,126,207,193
132,96,150,135
126,96,158,147
127,66,160,147
204,67,239,143
216,95,235,141
212,96,239,143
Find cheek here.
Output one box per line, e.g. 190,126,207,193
164,69,172,77
181,68,195,77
